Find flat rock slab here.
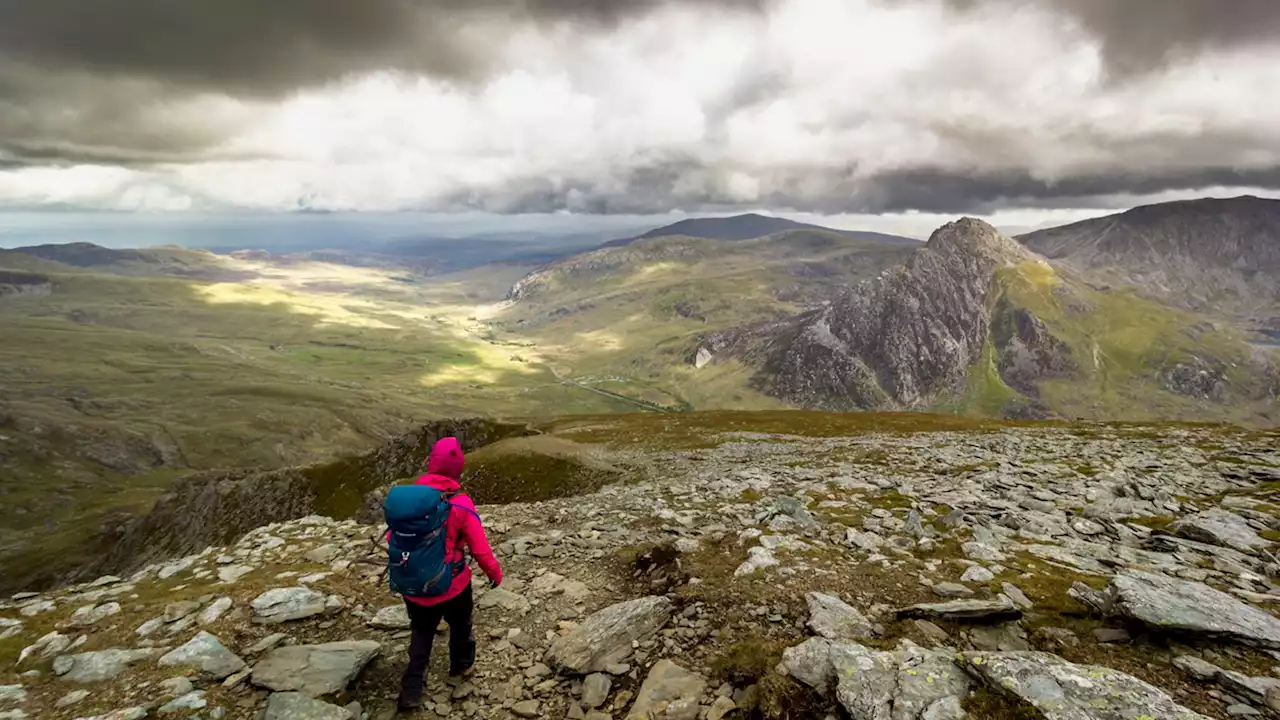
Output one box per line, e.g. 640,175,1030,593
1168,510,1271,554
961,651,1212,720
476,588,530,614
252,641,381,698
57,648,159,683
806,592,874,641
261,692,354,720
625,659,706,720
158,631,246,680
546,596,672,674
252,588,327,624
1072,570,1280,649
894,596,1021,622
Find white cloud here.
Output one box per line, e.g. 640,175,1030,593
1,0,1278,222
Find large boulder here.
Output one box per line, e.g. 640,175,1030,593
806,592,874,641
546,597,672,674
56,648,159,683
1167,509,1271,554
158,631,246,680
961,651,1212,720
1070,569,1280,649
252,588,328,624
625,659,706,720
261,692,354,720
251,641,381,699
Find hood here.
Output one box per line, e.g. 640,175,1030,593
426,436,465,480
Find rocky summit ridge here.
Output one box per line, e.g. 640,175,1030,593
1,421,1279,719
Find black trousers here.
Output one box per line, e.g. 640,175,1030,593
399,583,475,705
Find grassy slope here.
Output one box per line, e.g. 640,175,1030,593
0,253,635,578
946,259,1275,423
498,232,913,410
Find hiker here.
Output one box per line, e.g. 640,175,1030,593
383,436,503,713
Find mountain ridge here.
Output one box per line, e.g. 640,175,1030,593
703,217,1279,422
602,213,919,249
1017,195,1280,337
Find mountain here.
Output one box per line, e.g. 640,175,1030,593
1018,195,1280,337
603,213,918,248
704,218,1278,423
498,229,918,410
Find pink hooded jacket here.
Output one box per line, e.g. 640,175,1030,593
396,437,503,607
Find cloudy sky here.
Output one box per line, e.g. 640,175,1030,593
1,0,1279,232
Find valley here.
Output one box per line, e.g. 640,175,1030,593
1,201,1278,594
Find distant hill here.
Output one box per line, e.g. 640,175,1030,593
604,213,918,248
0,242,248,280
1018,195,1280,337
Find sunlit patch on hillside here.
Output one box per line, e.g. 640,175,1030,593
195,282,400,329
417,340,541,387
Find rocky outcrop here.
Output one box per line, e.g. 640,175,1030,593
991,304,1077,396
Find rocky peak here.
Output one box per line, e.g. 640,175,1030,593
924,217,1032,264
741,218,1048,411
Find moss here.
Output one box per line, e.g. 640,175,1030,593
710,638,829,720
1125,515,1176,530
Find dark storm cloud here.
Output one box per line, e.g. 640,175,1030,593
940,0,1280,76
0,0,763,166
0,0,763,94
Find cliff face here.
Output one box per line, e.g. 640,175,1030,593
748,219,1041,410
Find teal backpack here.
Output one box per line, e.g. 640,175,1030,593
383,485,461,597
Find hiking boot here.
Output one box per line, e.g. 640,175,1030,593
446,666,474,686
396,690,423,713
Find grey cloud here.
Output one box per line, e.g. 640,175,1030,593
442,161,1280,215
939,0,1280,77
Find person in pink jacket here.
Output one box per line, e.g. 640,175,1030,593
395,437,503,713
